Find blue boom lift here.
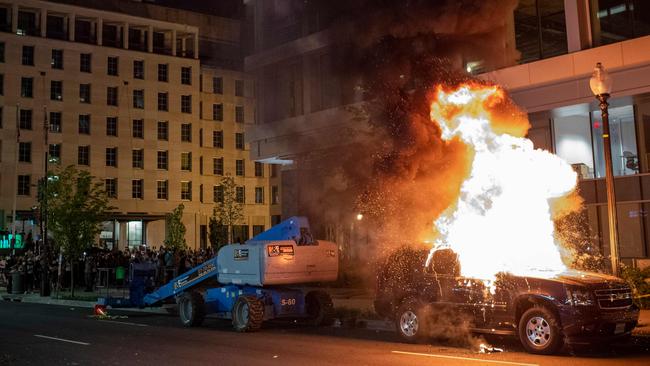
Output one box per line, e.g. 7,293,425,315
96,217,338,331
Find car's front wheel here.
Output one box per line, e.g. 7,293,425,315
518,305,564,355
396,298,428,343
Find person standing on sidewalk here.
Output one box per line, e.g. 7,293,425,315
84,255,96,292
25,254,34,293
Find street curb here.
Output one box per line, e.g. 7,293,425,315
1,294,168,315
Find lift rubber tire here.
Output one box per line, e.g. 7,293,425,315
305,290,335,326
178,291,205,327
232,295,264,332
396,298,429,343
518,305,564,355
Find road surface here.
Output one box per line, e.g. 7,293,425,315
0,301,649,365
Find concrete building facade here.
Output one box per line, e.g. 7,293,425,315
245,0,650,265
0,0,279,251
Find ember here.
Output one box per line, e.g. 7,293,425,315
427,83,577,281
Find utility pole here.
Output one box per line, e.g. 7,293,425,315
10,104,20,255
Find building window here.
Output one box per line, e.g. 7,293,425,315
157,180,168,200
181,123,192,142
0,74,3,95
158,92,168,111
236,186,245,203
213,130,223,148
132,119,144,139
181,95,192,113
49,144,61,164
105,178,117,198
49,112,62,133
235,106,244,123
107,87,118,106
132,179,143,199
255,162,263,177
552,104,638,179
106,147,117,167
22,46,34,66
158,63,168,82
181,67,191,85
133,89,144,109
18,142,31,162
253,225,265,236
213,77,223,94
181,152,192,171
19,109,33,130
514,1,567,64
51,80,63,101
213,157,223,175
235,159,244,176
591,0,650,46
80,53,91,73
51,49,63,69
79,83,91,103
235,79,244,97
157,121,168,140
18,175,30,196
21,77,33,98
78,114,91,134
213,185,224,203
255,187,264,204
106,117,118,136
157,150,168,170
107,56,119,76
78,145,90,166
271,186,279,205
235,133,245,150
213,103,223,121
133,60,144,79
0,42,5,63
132,149,144,169
181,181,192,200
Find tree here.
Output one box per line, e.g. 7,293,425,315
210,175,244,248
42,166,112,297
164,204,187,251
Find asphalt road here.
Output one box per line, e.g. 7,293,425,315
1,301,649,366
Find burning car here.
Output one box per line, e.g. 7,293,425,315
374,246,640,355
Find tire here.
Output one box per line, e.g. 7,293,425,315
305,290,335,326
396,298,428,343
518,305,564,355
178,291,205,327
232,295,264,332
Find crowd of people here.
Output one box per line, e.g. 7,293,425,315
1,246,218,294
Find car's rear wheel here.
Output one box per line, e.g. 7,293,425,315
518,305,563,355
396,298,428,343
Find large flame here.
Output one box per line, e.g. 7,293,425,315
428,83,577,280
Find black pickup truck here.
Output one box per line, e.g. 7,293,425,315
374,247,640,354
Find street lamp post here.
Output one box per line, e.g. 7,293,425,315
589,62,620,277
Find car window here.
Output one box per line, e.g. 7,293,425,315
427,249,460,276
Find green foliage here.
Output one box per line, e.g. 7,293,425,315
43,165,112,260
42,166,112,297
210,175,244,247
620,265,650,309
164,204,187,250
